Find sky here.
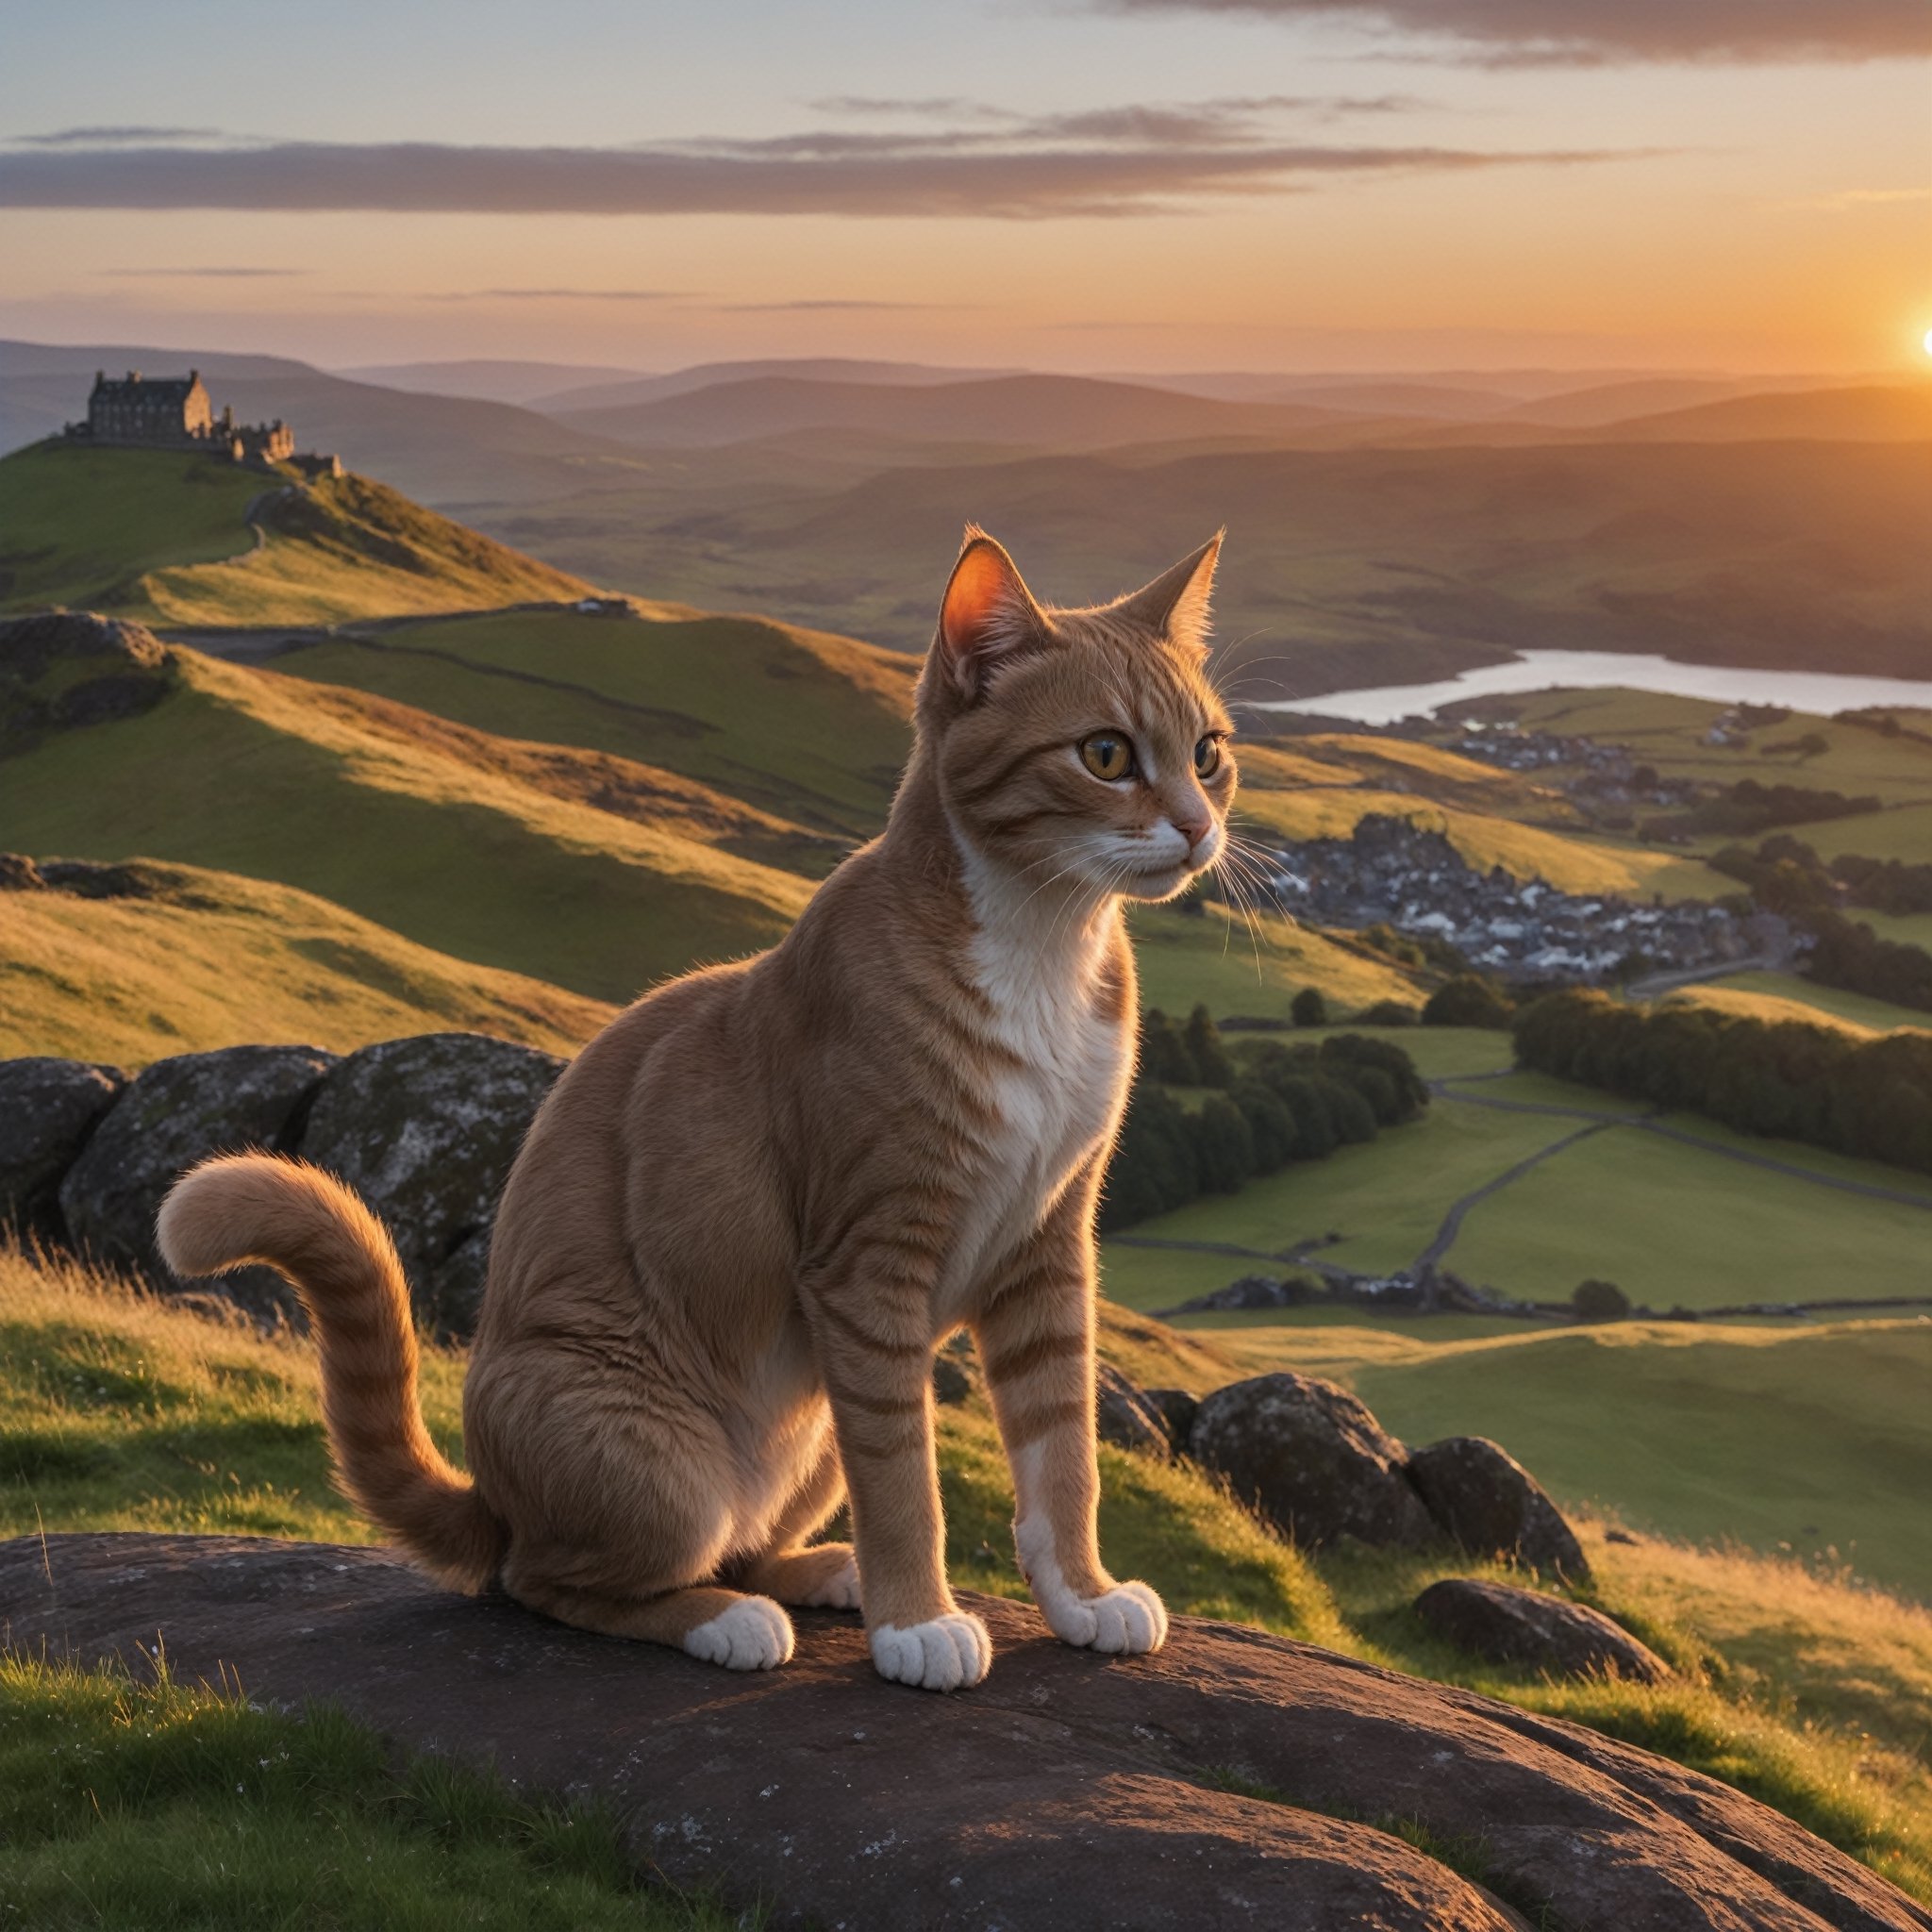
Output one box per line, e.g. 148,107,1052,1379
1,0,1927,377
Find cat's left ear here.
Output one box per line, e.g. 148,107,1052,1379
1113,532,1223,651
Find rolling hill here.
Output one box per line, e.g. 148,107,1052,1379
0,338,644,505
0,858,614,1065
0,441,595,625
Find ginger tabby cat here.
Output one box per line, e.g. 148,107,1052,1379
159,529,1236,1691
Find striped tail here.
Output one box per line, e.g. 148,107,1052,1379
157,1152,506,1592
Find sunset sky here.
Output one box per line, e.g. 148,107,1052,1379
2,0,1927,375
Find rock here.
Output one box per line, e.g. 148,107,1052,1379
1191,1372,1438,1551
0,1057,125,1243
0,853,45,891
1414,1578,1672,1685
1157,1273,1307,1317
58,1045,336,1314
7,1534,1919,1932
0,609,175,746
298,1032,564,1339
1408,1437,1591,1581
1142,1386,1199,1450
1095,1364,1171,1457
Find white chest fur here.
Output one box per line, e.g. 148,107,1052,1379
937,858,1127,1319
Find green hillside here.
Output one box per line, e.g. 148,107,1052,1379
265,601,918,836
0,858,614,1065
0,441,593,625
0,643,817,1003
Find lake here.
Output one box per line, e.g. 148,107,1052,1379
1264,651,1932,726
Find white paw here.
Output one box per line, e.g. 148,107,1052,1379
800,1554,861,1610
1043,1580,1168,1655
869,1612,992,1691
684,1595,795,1672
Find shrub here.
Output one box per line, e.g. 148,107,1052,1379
1423,974,1515,1029
1291,988,1328,1028
1574,1278,1632,1324
1184,1003,1236,1087
1354,998,1420,1027
1193,1094,1256,1193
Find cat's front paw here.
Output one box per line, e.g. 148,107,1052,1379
1041,1580,1168,1655
684,1595,795,1671
799,1550,860,1610
869,1612,991,1691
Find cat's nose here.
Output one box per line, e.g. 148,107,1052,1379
1173,808,1213,851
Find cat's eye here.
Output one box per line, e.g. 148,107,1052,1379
1079,733,1134,782
1194,735,1224,778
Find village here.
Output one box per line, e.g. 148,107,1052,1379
1257,811,1779,983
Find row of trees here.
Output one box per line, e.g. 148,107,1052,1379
1102,1019,1430,1230
1512,989,1932,1176
1668,778,1880,839
1707,835,1932,1015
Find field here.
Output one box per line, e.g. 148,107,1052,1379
0,859,614,1065
5,1247,1930,1907
1101,1031,1932,1314
1672,973,1932,1037
1208,1315,1932,1605
0,443,592,625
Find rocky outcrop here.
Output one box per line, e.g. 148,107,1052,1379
297,1032,562,1336
1190,1372,1439,1550
0,610,175,748
1094,1363,1173,1457
1408,1437,1591,1581
0,1056,125,1245
5,1533,1919,1932
58,1044,336,1316
1142,1385,1199,1450
1415,1578,1673,1685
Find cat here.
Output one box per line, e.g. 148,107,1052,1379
158,528,1237,1693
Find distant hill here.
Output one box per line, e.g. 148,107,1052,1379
1570,383,1932,445
341,358,651,405
531,357,1023,415
0,339,641,504
0,441,595,625
551,373,1378,453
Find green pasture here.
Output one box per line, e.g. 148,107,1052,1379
1785,800,1932,862
0,443,262,609
271,604,917,836
1690,969,1932,1036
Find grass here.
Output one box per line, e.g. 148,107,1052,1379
1441,1108,1932,1307
1664,974,1932,1038
0,442,592,626
0,1654,735,1930
268,603,918,838
1126,904,1428,1022
1782,800,1932,863
0,649,814,1005
0,858,613,1065
4,1250,1929,1907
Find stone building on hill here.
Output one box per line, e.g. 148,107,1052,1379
67,370,317,471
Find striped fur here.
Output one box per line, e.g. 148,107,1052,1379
157,530,1233,1690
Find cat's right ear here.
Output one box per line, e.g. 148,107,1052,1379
936,528,1048,699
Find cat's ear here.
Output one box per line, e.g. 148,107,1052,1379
1113,533,1223,651
936,527,1049,696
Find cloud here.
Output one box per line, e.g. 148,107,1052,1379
710,298,954,312
1780,184,1932,211
98,265,305,278
1093,0,1932,64
421,287,691,301
0,128,1651,220
13,125,231,147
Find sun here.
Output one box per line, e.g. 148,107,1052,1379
1924,326,1932,358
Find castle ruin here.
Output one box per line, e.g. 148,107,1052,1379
64,371,340,476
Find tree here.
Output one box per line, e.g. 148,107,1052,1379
1423,975,1514,1029
1183,1004,1235,1087
1291,987,1328,1028
1573,1278,1631,1324
1192,1094,1256,1193
1354,999,1420,1027
1137,1008,1197,1085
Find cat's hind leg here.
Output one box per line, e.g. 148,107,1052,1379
730,1441,859,1610
504,1568,795,1671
